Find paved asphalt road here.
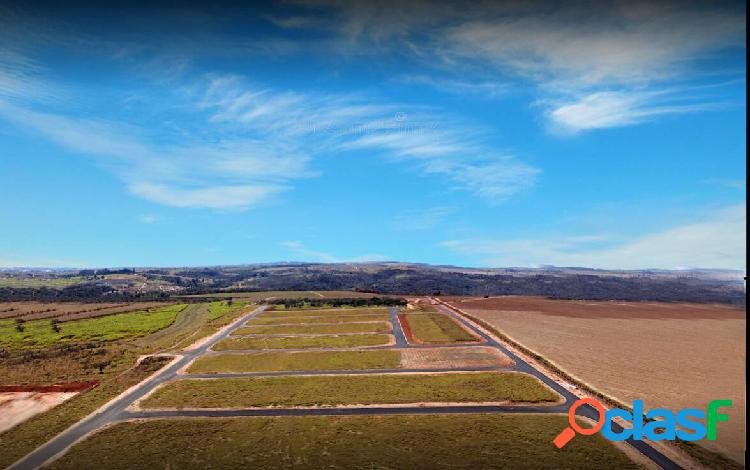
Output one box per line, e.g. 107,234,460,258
389,306,409,347
9,301,683,470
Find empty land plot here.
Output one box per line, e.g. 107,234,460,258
141,372,559,408
447,295,747,463
0,305,187,350
188,350,401,373
233,322,391,336
246,314,388,325
400,346,514,369
260,307,388,318
401,312,478,344
213,334,392,351
48,415,638,470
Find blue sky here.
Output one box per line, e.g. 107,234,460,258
0,1,746,270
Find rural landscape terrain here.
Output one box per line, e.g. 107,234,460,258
0,0,745,468
0,265,745,469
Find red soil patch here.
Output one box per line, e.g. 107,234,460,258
397,313,418,344
0,380,98,393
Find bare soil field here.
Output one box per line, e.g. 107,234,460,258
399,346,514,369
445,295,746,463
0,392,79,433
0,302,168,322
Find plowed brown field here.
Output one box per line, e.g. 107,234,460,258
444,296,746,463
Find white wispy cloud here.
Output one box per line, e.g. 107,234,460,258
391,206,455,231
0,98,309,209
399,75,508,98
544,90,719,134
276,1,745,131
441,205,746,270
280,240,386,263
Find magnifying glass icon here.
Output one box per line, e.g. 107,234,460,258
553,398,606,449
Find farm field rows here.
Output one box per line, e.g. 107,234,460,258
0,302,168,322
444,295,747,464
47,415,639,470
0,305,188,350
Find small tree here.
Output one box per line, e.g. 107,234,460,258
15,318,25,332
51,319,61,333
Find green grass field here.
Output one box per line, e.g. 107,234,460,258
188,350,401,373
141,372,558,408
47,415,638,470
246,314,389,326
403,313,477,344
213,334,391,350
260,307,388,318
0,276,83,288
0,305,187,349
207,300,248,321
233,322,391,335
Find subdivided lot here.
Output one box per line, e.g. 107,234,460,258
213,334,392,350
188,347,512,373
400,312,478,344
261,308,388,318
188,350,402,373
448,295,747,464
0,305,187,350
141,372,558,408
48,414,638,470
233,322,391,335
247,314,389,325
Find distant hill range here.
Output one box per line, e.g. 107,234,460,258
0,262,745,305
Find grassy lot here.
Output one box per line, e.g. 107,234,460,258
0,305,187,350
247,314,388,325
260,307,388,318
171,302,255,351
0,276,83,288
0,356,171,469
233,322,390,335
48,414,638,470
213,334,391,350
207,301,248,321
188,350,401,373
402,313,477,344
141,372,558,408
